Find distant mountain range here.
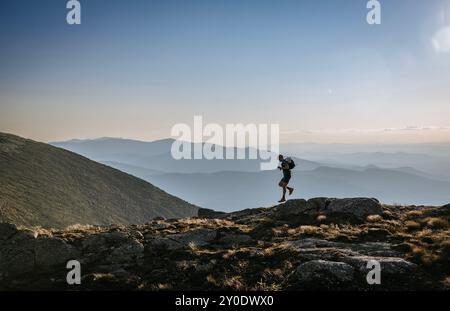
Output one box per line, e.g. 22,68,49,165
52,137,450,211
0,133,198,228
53,138,322,173
293,151,450,182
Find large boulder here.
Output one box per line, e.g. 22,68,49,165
0,229,37,278
291,260,355,289
106,239,144,264
326,198,383,222
82,231,144,266
35,237,80,268
275,199,308,218
0,223,18,241
274,198,383,224
342,256,417,275
305,197,334,211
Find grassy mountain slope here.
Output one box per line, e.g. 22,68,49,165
0,133,198,228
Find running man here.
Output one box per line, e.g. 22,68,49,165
278,154,295,203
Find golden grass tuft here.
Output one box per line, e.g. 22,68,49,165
425,217,449,229
299,225,322,235
367,214,382,223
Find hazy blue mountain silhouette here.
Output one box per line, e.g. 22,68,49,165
53,138,322,173
52,138,174,159
293,152,450,182
143,166,450,212
52,138,450,211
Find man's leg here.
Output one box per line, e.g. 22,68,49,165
287,185,294,195
284,175,294,195
278,181,287,202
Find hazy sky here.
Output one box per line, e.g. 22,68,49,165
1,0,450,143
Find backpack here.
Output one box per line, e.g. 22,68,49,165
285,157,296,169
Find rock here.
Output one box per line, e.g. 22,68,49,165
149,237,184,250
285,238,401,258
0,198,444,291
343,256,417,275
273,198,382,224
349,242,401,257
106,239,144,264
196,260,216,273
326,198,382,222
10,229,38,241
101,231,131,243
392,243,413,253
149,228,217,250
217,233,252,247
275,199,308,218
198,208,226,219
171,228,217,247
82,231,130,251
82,235,107,253
0,223,18,241
0,229,36,277
35,237,80,268
293,260,355,288
306,197,335,211
297,247,359,262
81,231,144,266
229,208,268,222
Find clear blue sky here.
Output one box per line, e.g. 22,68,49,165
1,0,450,143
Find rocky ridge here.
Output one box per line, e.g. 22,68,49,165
0,198,449,290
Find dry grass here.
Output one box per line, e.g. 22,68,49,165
223,275,245,290
367,214,382,222
65,223,98,231
425,217,448,229
405,221,421,231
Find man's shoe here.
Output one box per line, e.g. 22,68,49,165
278,198,286,203
288,188,294,195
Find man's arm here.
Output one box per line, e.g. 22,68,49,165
280,161,289,170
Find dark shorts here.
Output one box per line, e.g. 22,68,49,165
280,170,291,184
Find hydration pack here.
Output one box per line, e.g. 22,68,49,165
285,157,296,169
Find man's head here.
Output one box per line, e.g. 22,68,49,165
278,154,284,161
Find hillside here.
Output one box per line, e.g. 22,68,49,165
0,133,198,228
0,198,448,290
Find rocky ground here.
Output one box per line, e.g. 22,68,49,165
0,198,449,291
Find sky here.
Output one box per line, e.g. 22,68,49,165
1,0,450,144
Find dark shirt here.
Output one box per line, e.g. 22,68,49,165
281,160,291,177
